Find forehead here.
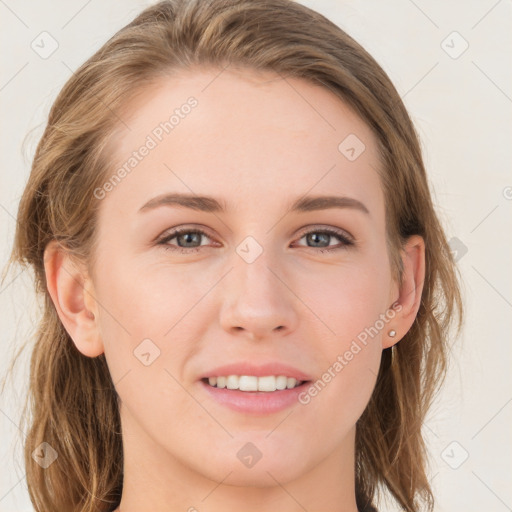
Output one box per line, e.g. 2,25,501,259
101,67,384,221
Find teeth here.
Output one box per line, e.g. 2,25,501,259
205,375,302,392
226,375,239,390
258,376,276,392
239,375,258,391
276,376,287,390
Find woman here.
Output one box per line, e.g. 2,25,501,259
5,0,463,510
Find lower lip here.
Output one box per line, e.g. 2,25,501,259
199,379,310,415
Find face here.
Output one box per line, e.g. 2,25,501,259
85,67,399,487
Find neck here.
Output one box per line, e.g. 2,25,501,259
113,404,360,512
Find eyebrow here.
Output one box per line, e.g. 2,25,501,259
138,193,370,215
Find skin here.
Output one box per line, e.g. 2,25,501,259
44,67,425,512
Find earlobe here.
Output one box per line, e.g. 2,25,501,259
43,241,104,358
383,235,425,349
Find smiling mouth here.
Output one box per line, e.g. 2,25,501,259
201,375,309,392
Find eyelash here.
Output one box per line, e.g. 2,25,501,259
156,226,355,254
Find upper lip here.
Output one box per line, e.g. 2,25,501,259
199,362,313,382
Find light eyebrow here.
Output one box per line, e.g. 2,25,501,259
138,193,369,215
138,193,226,213
289,195,370,215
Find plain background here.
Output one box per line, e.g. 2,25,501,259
1,0,511,510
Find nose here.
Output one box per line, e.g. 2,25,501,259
219,249,299,341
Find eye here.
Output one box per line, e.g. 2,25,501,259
294,226,354,253
157,227,215,253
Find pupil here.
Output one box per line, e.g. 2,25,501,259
179,232,200,247
308,233,329,247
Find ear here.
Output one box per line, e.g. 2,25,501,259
382,234,425,349
43,240,104,357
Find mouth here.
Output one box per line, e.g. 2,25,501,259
199,375,312,414
197,362,314,414
201,375,308,392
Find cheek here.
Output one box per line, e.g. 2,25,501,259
93,254,225,397
299,280,383,434
299,262,387,412
305,260,391,343
95,257,201,337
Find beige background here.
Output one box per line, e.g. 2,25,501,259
1,0,511,510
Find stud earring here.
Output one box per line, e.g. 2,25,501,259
388,329,396,337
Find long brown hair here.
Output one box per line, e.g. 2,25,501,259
2,0,464,510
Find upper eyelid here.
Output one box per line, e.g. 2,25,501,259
158,225,216,243
295,225,353,241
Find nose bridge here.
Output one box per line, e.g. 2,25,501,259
219,236,298,337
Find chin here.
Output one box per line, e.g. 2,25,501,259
208,458,308,488
197,435,313,487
